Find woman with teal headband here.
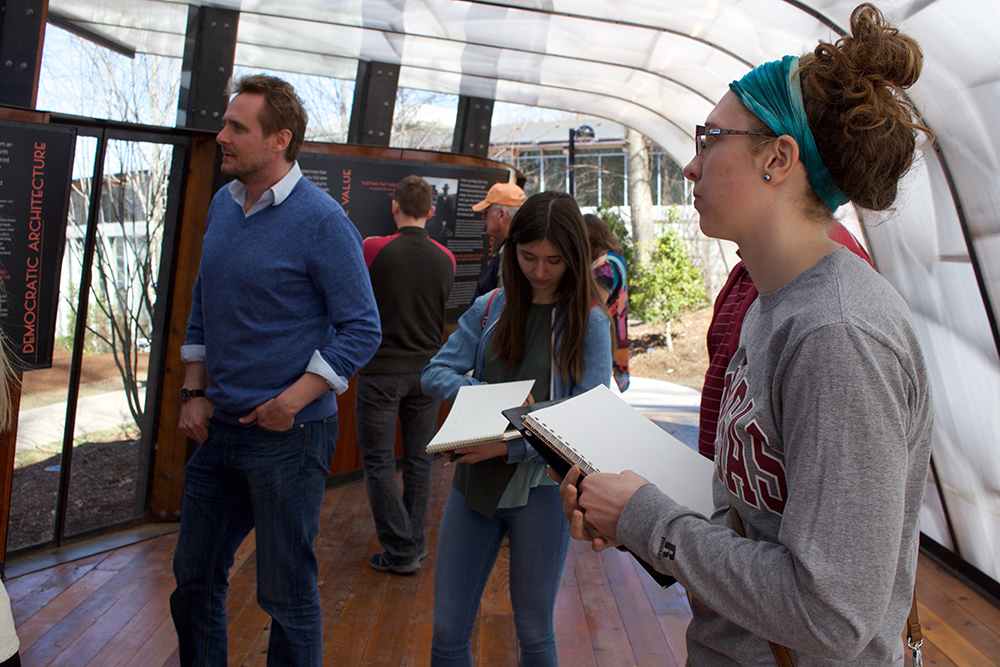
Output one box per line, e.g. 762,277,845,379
558,4,936,665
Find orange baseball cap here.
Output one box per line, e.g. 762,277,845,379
472,182,526,211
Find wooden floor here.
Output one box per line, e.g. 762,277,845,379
6,458,1000,667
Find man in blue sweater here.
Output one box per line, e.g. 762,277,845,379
171,75,381,667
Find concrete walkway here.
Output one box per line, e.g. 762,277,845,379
15,387,146,452
13,377,702,453
621,376,702,448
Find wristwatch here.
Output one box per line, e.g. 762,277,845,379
179,387,206,402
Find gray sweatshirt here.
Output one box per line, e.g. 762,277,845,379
617,249,933,666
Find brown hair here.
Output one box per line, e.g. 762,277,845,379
231,74,308,162
492,192,600,384
747,3,932,214
393,175,433,219
583,214,623,261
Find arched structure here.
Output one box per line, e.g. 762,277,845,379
9,0,1000,590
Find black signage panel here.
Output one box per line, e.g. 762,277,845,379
298,153,509,323
0,120,76,370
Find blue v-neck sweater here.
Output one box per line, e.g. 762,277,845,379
185,177,381,424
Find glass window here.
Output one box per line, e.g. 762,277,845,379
574,153,600,207
38,26,180,127
518,155,542,196
600,154,625,207
543,155,567,193
390,87,458,151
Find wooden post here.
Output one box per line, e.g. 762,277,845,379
148,135,217,522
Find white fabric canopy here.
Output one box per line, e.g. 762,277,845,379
46,0,1000,584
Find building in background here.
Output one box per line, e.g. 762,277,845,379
489,117,686,214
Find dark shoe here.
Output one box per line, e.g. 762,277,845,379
419,547,429,561
370,552,421,575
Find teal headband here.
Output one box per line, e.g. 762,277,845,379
729,55,849,212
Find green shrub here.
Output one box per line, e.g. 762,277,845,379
630,227,707,328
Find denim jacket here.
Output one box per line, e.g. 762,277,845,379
421,288,612,463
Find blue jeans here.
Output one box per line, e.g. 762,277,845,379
355,373,438,562
170,416,337,667
431,484,570,667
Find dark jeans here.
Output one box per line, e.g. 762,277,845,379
355,373,438,562
431,484,570,667
170,416,337,667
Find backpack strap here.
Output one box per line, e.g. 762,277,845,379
481,288,500,328
731,505,796,667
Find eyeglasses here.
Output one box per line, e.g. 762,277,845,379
695,125,775,155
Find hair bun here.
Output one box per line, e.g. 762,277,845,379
794,3,932,211
842,3,922,90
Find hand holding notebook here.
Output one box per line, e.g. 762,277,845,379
425,379,536,453
516,384,714,517
503,385,715,588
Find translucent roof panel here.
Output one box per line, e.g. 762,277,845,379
45,0,1000,585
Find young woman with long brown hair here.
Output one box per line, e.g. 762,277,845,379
422,191,612,667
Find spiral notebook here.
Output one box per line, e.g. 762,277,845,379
425,379,535,453
520,384,715,517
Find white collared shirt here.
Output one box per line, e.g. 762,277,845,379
227,162,303,217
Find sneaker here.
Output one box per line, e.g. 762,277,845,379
369,552,421,575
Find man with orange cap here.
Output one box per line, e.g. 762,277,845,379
471,181,526,300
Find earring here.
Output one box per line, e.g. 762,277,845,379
763,173,772,182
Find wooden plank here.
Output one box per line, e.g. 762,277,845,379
13,568,117,653
475,539,514,667
240,622,272,667
7,466,1000,667
360,562,421,667
119,615,181,667
323,542,391,667
85,569,174,667
149,132,218,522
555,551,599,667
601,547,680,667
400,460,450,667
480,544,512,616
478,614,518,667
918,553,1000,640
225,583,271,667
96,538,167,572
915,563,1000,663
633,559,690,665
17,535,176,665
13,538,171,652
573,542,636,667
7,551,109,621
319,482,378,643
914,639,959,667
47,560,176,667
915,602,997,667
224,538,261,631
